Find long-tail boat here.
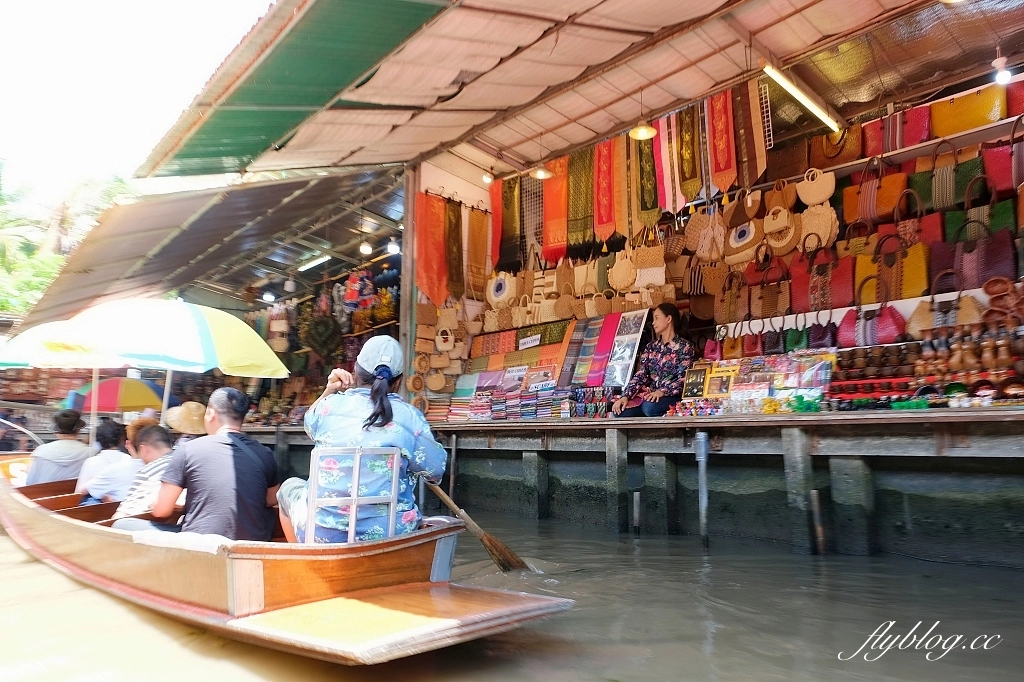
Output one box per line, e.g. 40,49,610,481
0,454,572,665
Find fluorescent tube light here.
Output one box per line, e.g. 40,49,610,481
762,64,842,133
297,255,330,272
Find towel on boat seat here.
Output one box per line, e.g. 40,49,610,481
130,530,232,554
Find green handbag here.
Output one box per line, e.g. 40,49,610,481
907,170,933,212
942,175,1016,241
784,313,809,352
931,140,984,211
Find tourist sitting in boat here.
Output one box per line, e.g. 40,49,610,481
111,423,179,519
24,410,96,485
165,401,207,448
277,335,447,544
115,387,281,540
611,303,696,418
75,420,128,502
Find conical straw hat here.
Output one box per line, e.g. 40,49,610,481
166,401,207,435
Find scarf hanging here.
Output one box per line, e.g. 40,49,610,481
706,91,737,193
627,136,640,237
586,312,622,387
466,207,490,299
677,107,703,201
593,139,616,245
654,118,669,211
606,136,628,252
521,175,544,265
636,137,661,229
662,114,688,213
567,146,596,260
414,192,450,307
497,175,522,273
444,198,465,300
732,81,767,189
542,156,569,263
489,179,503,271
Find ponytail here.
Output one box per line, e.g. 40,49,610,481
358,366,397,429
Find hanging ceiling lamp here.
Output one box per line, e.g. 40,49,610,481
628,88,657,141
527,133,553,180
386,237,401,255
993,46,1011,85
359,241,372,255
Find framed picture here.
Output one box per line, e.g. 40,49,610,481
683,367,710,398
705,366,739,397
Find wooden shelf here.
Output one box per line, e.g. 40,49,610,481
343,320,398,338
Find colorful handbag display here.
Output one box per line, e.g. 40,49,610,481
933,220,1017,290
762,316,786,355
929,85,1007,138
835,221,878,259
810,123,862,169
943,175,1017,241
784,313,809,352
888,104,932,150
750,266,791,319
838,276,905,348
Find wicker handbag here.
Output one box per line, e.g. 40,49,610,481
723,220,765,266
765,214,803,257
685,206,712,253
416,303,438,325
633,226,666,270
607,247,637,292
695,209,727,262
765,179,797,210
511,295,530,328
796,168,836,206
555,259,575,295
799,204,839,250
810,123,862,168
554,284,575,320
595,289,614,316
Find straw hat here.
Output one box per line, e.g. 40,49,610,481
166,401,207,435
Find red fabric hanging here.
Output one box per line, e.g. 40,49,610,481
593,141,616,244
542,156,569,263
707,91,737,192
415,192,450,307
489,179,503,270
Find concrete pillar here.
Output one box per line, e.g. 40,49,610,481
522,451,549,519
829,456,874,556
782,428,814,554
606,429,628,533
642,455,678,534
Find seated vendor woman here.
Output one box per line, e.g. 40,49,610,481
612,303,695,418
277,335,447,544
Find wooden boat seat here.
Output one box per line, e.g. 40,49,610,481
16,478,78,499
56,501,121,523
36,492,86,511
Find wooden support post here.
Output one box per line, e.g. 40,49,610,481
273,426,290,480
695,430,709,550
606,429,628,533
782,428,814,554
522,451,549,519
642,455,677,534
829,456,874,556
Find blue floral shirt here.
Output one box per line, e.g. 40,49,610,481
299,388,447,542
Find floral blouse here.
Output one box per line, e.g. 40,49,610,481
623,335,695,400
299,388,447,542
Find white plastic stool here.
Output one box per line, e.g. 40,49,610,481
304,446,402,544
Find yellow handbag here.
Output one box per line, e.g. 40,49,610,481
901,242,930,300
930,85,1007,138
854,251,879,305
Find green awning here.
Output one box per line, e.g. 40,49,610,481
137,0,443,177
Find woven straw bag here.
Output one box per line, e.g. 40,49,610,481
607,247,637,292
556,259,575,295
695,210,727,262
554,284,575,320
497,306,514,331
511,295,530,328
685,206,712,253
765,179,798,210
595,289,614,316
766,214,803,257
633,226,666,270
483,308,499,333
416,303,438,325
800,204,839,250
796,168,836,206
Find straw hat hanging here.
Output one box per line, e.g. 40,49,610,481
165,401,207,435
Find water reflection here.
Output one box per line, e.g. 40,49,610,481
1,513,1021,681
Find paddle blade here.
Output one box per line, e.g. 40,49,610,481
480,532,529,572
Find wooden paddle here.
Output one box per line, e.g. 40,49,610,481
426,482,529,572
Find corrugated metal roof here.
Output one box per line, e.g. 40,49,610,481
136,0,445,177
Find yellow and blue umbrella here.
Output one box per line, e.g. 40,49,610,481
0,321,132,369
69,299,288,378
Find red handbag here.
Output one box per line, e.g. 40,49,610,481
743,244,788,287
838,276,904,348
878,189,943,246
742,319,765,357
893,104,932,149
863,117,885,158
1008,81,1024,118
980,115,1022,195
789,233,823,314
703,336,723,362
830,248,857,309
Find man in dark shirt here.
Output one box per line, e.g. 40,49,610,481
149,387,281,541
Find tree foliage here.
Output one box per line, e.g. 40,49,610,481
0,252,64,314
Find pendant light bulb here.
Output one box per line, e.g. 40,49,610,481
359,241,372,255
262,291,275,302
628,120,658,140
993,47,1011,85
283,275,296,293
386,237,401,255
482,168,494,184
529,165,554,180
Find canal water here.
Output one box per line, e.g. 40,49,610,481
1,512,1021,681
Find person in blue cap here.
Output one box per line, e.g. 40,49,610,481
277,335,446,543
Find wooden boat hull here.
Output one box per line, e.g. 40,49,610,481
0,465,572,665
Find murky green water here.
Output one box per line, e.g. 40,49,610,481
1,513,1020,681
